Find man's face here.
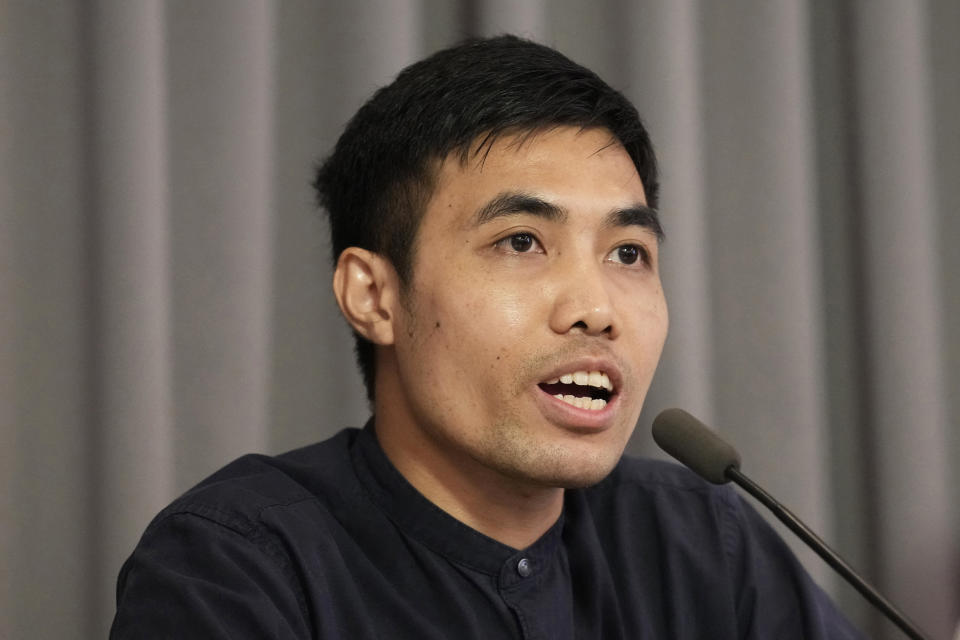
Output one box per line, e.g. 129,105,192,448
385,126,668,489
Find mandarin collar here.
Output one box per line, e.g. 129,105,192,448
350,418,566,580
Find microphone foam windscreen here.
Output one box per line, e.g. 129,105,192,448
652,408,741,484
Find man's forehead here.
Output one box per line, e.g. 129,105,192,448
450,125,631,170
425,127,643,203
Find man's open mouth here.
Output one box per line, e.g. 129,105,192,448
537,371,614,411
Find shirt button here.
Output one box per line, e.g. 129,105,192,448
517,558,532,578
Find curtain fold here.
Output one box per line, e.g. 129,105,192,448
2,3,94,638
2,2,957,638
850,2,954,635
696,0,835,590
166,0,275,477
626,0,716,438
86,0,174,627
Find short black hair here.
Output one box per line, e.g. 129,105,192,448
314,35,659,402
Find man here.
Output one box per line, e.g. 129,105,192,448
111,36,862,638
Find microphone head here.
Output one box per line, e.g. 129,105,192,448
652,408,741,484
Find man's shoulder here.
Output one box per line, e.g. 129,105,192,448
113,429,368,637
148,427,362,534
581,454,742,526
596,454,728,496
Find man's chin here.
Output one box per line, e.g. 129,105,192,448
478,416,631,490
552,465,619,490
495,452,622,491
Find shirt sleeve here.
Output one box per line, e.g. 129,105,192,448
718,490,865,640
110,506,311,639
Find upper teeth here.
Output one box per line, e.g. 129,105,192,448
548,370,613,391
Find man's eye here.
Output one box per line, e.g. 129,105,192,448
511,234,534,252
609,244,648,266
496,233,541,253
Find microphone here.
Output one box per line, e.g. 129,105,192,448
652,408,930,640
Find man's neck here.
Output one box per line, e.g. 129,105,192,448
374,419,565,550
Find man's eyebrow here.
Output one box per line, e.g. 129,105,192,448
472,192,567,226
605,205,665,243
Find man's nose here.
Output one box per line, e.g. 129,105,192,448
548,259,619,339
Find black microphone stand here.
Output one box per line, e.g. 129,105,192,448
725,466,930,640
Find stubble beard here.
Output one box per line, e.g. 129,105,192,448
474,412,629,490
476,347,637,490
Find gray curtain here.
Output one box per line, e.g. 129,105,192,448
2,1,957,638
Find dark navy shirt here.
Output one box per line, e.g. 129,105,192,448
111,423,863,639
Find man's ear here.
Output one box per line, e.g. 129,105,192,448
332,247,401,346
